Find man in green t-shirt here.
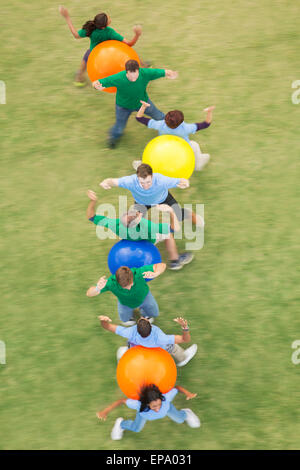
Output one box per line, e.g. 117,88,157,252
86,190,189,267
86,263,166,325
92,59,178,148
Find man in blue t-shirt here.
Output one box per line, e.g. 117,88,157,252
98,315,198,367
134,100,215,171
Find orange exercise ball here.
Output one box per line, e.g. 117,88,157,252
117,346,177,399
87,40,140,93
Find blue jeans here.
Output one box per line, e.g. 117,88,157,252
109,99,165,142
121,404,187,433
117,291,159,322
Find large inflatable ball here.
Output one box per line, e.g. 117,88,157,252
117,346,177,399
142,134,195,178
87,40,140,93
108,240,161,278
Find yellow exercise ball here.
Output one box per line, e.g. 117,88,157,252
142,135,195,178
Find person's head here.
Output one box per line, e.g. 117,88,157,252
125,60,140,82
115,266,134,289
120,209,143,228
136,163,153,190
82,13,110,36
139,384,165,413
137,317,152,338
165,110,184,129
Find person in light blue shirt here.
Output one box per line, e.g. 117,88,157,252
97,384,200,440
98,315,198,367
135,101,215,171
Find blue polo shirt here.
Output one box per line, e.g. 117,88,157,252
115,324,175,349
148,120,197,144
126,388,178,421
118,173,180,205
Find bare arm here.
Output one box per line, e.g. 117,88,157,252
137,100,151,118
156,204,180,232
86,276,107,297
86,190,97,219
99,178,119,190
175,385,197,400
203,105,215,124
123,25,142,46
173,317,191,344
59,6,80,39
142,262,166,280
177,178,190,189
97,398,127,421
98,315,118,333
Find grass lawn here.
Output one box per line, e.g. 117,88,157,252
0,0,299,450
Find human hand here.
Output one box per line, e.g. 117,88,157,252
59,5,69,18
93,80,103,90
177,179,189,189
96,276,107,290
98,315,112,322
99,179,111,190
140,100,151,108
165,70,178,80
142,271,156,279
133,25,142,36
155,204,173,213
186,392,197,400
87,190,97,201
96,410,108,421
173,317,189,329
203,105,215,112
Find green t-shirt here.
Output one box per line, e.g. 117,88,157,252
99,68,166,109
77,26,124,51
91,215,170,244
101,265,155,307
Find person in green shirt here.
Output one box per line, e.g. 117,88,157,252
92,59,178,148
86,190,193,269
86,263,166,325
59,6,142,86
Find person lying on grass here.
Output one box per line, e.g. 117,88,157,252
87,264,166,325
86,189,193,271
98,315,198,367
97,383,200,440
134,101,215,171
59,6,142,86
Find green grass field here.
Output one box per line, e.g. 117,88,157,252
1,0,299,450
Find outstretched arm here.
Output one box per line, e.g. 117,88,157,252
86,276,107,297
137,100,151,118
59,6,80,39
123,25,142,46
142,262,166,280
87,190,97,219
99,178,119,190
98,315,118,333
175,385,197,400
156,204,180,232
97,398,127,421
177,178,190,189
173,317,191,344
203,105,215,124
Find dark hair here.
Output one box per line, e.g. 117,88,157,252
125,60,140,72
115,266,133,287
137,319,152,338
165,110,184,129
82,13,108,37
136,163,153,178
139,384,165,412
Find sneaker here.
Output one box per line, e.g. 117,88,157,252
182,409,201,428
111,417,124,440
132,160,142,170
117,346,128,362
73,80,87,88
177,344,198,367
107,139,117,149
144,316,154,324
195,153,210,171
178,252,194,266
168,259,183,271
121,318,136,326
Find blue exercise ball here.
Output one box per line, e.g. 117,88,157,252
108,240,162,280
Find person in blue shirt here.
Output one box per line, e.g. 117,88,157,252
134,101,215,171
98,315,198,367
97,383,200,440
99,163,204,269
